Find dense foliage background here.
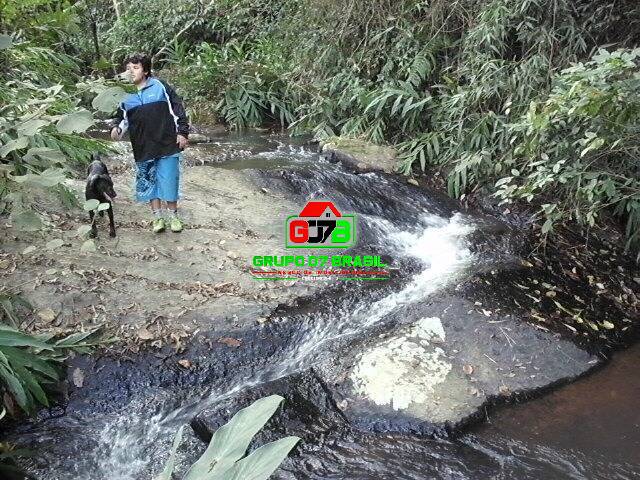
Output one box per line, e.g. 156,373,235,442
0,1,639,472
56,0,640,246
3,0,640,242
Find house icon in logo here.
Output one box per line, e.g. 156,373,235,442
286,200,356,248
298,201,342,219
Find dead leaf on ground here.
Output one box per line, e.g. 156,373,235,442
177,359,192,369
72,368,84,388
463,364,474,375
218,337,242,347
136,327,154,341
37,308,57,323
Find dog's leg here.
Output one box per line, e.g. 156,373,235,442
89,210,98,238
107,203,116,237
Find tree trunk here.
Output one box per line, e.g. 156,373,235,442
91,17,101,61
112,0,121,19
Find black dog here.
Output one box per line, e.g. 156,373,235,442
85,154,117,237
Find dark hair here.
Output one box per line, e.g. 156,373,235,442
124,53,152,78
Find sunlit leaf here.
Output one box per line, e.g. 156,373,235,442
83,199,100,211
56,110,94,134
92,86,127,113
0,136,29,158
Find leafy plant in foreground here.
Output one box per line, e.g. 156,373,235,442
155,395,300,480
0,324,103,416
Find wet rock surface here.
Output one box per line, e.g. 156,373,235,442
320,136,398,174
3,131,640,480
315,295,599,434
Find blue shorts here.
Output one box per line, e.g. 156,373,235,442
135,154,181,202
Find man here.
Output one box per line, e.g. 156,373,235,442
110,53,189,233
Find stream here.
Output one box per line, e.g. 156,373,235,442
10,133,640,480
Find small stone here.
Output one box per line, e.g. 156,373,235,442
463,364,474,375
219,337,242,347
37,308,57,323
226,251,238,259
136,327,154,340
177,359,192,369
72,368,85,388
407,178,419,186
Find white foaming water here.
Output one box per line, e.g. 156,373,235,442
45,212,475,480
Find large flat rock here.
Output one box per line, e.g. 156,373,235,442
315,295,601,434
320,136,398,174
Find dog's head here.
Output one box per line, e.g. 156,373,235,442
87,155,117,201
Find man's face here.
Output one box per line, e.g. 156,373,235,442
125,62,147,84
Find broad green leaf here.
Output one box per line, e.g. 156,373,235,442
0,34,12,50
83,199,100,211
12,210,42,232
97,202,111,211
12,168,66,187
219,436,301,480
0,136,29,158
46,239,64,250
1,346,59,379
0,325,53,349
0,364,29,410
80,239,97,252
17,119,50,137
24,147,66,165
154,426,184,480
0,298,19,328
56,110,94,134
92,86,127,113
14,365,48,407
77,225,92,237
54,329,100,347
183,395,285,480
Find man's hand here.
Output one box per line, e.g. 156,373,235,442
177,134,188,149
110,127,122,141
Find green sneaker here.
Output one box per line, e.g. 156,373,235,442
152,217,166,233
169,216,183,233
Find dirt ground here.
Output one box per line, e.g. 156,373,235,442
0,143,328,353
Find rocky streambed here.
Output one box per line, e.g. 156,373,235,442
1,130,639,479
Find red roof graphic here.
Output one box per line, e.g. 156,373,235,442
299,201,342,217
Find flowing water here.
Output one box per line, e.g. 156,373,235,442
11,133,640,480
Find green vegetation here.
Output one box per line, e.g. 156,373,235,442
1,0,640,408
155,395,299,480
57,0,637,246
0,322,102,416
3,0,640,242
